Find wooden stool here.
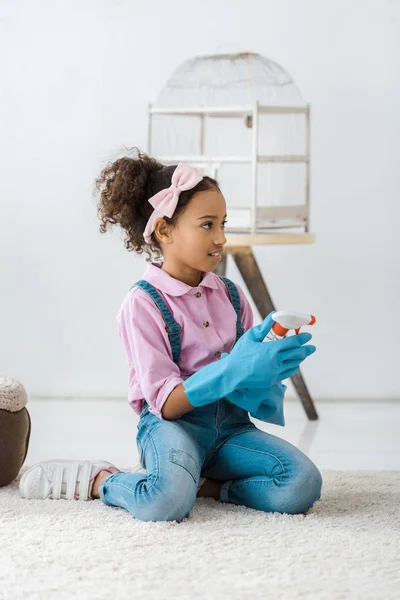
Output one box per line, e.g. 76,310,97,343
216,233,318,421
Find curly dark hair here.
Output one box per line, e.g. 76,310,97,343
94,147,219,261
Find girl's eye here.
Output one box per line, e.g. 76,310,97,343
202,220,228,230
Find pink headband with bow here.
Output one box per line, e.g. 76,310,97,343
143,162,204,244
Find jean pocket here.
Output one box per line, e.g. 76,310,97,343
169,448,199,484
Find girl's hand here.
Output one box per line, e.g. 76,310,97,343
224,312,315,390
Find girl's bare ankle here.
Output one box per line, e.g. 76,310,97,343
196,477,222,501
91,470,110,499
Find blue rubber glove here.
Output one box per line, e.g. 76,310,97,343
183,312,315,408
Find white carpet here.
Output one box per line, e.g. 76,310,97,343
0,470,399,600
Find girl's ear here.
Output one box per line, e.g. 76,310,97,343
154,218,173,244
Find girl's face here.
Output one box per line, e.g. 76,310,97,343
158,188,228,284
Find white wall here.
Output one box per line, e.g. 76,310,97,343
1,0,399,400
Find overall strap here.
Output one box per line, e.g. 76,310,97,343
131,280,181,365
218,276,245,342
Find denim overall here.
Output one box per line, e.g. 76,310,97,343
99,277,322,522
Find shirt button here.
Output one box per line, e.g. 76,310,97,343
195,292,201,298
214,351,221,358
203,321,210,328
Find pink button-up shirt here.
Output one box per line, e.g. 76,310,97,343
117,262,254,419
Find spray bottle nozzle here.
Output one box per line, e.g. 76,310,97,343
268,311,316,340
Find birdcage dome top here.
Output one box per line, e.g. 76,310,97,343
154,52,306,108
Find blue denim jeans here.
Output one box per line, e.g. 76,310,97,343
99,399,322,522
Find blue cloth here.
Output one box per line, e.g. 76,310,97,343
225,382,287,426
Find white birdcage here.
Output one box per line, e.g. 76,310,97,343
148,52,311,234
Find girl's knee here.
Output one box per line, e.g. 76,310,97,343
281,460,323,514
133,488,197,522
127,471,198,522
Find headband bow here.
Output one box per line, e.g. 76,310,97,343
143,162,204,244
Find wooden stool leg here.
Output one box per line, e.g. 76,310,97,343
229,246,319,421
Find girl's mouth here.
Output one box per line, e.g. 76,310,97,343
208,252,222,263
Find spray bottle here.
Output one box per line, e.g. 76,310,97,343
265,311,316,341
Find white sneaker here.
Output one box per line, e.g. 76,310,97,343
19,459,118,501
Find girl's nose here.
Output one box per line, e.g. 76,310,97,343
214,229,227,246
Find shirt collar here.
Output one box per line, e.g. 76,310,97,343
143,262,219,296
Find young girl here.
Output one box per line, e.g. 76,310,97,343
20,149,322,520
